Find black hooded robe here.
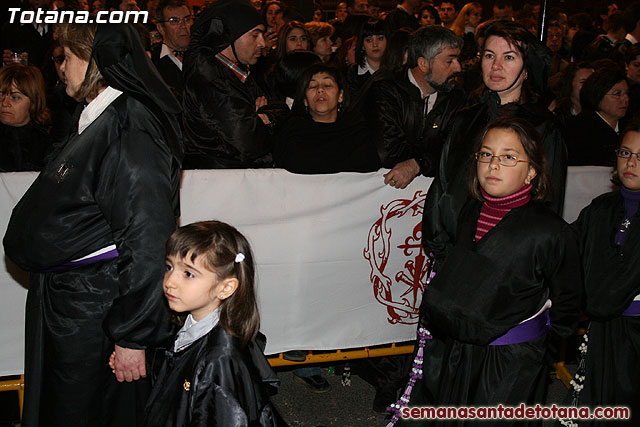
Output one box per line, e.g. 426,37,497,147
403,200,581,426
144,326,279,427
3,24,183,427
569,191,640,426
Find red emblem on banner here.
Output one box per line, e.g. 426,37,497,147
364,191,430,325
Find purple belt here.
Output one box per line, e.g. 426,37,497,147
42,248,119,273
489,310,550,346
622,300,640,316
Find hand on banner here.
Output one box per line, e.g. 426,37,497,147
112,344,146,382
384,159,420,189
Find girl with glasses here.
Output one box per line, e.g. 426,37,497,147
561,120,640,426
390,117,581,424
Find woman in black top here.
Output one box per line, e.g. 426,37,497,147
0,63,51,172
3,23,182,427
275,63,379,174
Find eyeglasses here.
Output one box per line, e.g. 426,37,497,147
474,152,529,167
616,148,640,160
606,90,630,98
161,15,193,26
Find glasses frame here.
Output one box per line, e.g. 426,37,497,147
160,15,193,25
474,152,529,167
615,148,640,161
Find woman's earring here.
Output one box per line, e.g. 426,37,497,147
338,101,343,113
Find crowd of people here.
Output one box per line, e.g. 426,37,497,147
1,0,640,426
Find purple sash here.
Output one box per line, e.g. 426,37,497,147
42,248,119,273
622,300,640,316
489,310,550,346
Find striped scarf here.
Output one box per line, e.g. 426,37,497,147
475,184,533,242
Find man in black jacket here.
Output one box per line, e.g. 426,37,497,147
151,0,193,98
359,25,467,413
182,0,276,169
364,25,466,188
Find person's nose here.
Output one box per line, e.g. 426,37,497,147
628,153,638,167
491,58,502,70
296,39,303,48
489,156,501,169
372,38,378,47
257,33,266,49
452,59,461,73
1,94,10,107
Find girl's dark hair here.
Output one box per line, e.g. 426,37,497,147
274,50,321,99
165,221,259,346
580,67,627,113
274,21,312,61
548,61,593,115
295,63,346,112
381,28,411,72
612,118,640,185
468,117,551,202
419,5,442,25
355,19,387,67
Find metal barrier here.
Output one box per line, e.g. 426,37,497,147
0,375,23,419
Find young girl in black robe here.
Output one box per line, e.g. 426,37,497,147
391,117,582,426
141,221,279,427
560,121,640,426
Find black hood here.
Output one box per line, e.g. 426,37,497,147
92,23,183,161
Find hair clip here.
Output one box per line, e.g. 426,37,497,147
235,253,245,263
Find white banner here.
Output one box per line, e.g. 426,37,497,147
0,168,614,376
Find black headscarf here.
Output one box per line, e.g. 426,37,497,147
91,23,183,161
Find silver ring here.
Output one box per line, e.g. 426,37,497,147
390,179,396,185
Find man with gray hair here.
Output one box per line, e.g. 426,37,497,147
360,25,466,413
364,25,466,189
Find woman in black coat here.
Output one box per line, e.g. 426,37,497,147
423,21,567,266
0,63,51,172
275,63,379,174
565,67,630,166
3,23,182,427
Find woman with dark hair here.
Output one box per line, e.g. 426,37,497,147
3,22,182,426
548,61,594,128
380,28,410,73
274,63,378,173
566,67,629,166
561,120,640,427
346,19,387,99
423,20,568,271
419,5,441,26
0,63,51,172
272,50,321,108
273,21,311,61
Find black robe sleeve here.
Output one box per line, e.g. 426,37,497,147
96,122,179,347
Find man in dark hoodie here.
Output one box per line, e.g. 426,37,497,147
182,0,277,169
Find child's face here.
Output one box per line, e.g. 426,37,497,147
476,128,536,198
163,253,229,321
617,131,640,191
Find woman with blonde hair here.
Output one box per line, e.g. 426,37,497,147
450,2,483,61
0,63,51,171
